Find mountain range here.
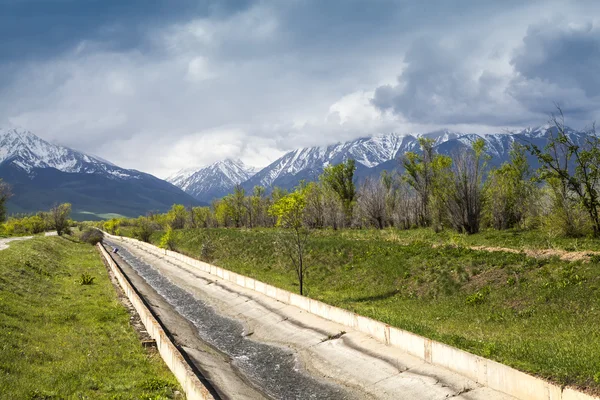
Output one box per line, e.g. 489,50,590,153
1,125,590,217
0,128,200,220
169,125,588,203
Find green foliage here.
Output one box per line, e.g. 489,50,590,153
80,228,104,246
321,159,356,225
269,188,311,295
528,112,600,237
0,179,12,222
79,272,95,285
269,190,307,230
485,143,537,230
403,138,452,230
104,218,121,235
465,287,490,305
50,203,72,236
124,226,600,391
0,237,180,397
133,216,159,243
159,227,177,250
166,204,187,229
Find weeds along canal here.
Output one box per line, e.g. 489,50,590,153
105,240,353,400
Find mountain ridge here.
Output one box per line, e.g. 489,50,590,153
0,128,201,219
171,125,590,203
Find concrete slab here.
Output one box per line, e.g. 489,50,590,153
111,237,519,400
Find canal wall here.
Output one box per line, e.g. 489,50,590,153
97,243,215,400
103,232,598,400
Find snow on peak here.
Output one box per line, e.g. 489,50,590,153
0,127,137,179
167,158,258,199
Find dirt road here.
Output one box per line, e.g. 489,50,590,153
0,236,33,251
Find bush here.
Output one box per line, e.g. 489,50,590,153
79,273,95,285
81,229,104,246
200,236,215,262
159,228,176,250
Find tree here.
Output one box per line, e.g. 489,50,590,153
445,139,488,234
268,189,310,295
303,182,326,228
159,227,177,250
134,216,159,242
104,218,120,235
357,176,387,229
0,180,12,222
485,143,537,230
51,203,72,236
528,109,600,237
167,204,187,229
321,159,356,226
403,139,452,229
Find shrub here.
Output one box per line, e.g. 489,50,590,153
81,229,104,246
159,227,176,250
466,287,490,305
200,236,215,262
79,273,95,285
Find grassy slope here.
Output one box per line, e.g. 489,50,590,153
0,236,181,399
132,227,600,394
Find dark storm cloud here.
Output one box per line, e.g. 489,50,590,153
372,8,600,127
1,0,600,176
509,22,600,119
0,0,252,61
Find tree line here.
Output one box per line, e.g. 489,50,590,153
100,114,600,240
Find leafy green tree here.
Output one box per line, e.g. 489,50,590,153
51,203,72,236
0,180,12,222
159,227,177,250
268,188,310,295
403,139,452,230
134,216,159,243
485,143,537,229
167,204,187,229
213,199,232,227
192,207,212,228
104,218,120,235
321,159,356,226
528,111,600,237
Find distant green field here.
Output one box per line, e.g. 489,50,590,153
124,227,600,395
0,236,181,398
75,211,128,221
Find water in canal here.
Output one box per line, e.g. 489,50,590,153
106,240,352,400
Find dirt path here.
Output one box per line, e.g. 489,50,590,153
0,236,33,251
466,245,599,262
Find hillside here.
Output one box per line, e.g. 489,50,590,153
0,128,201,219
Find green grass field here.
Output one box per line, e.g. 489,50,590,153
0,236,182,399
128,227,600,394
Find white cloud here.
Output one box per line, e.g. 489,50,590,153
2,1,600,178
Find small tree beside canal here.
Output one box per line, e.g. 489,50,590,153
268,188,311,296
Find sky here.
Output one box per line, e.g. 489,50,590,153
1,0,600,178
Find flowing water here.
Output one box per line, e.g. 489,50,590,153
106,240,352,400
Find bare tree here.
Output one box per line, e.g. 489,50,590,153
445,140,487,234
357,177,387,229
527,108,600,237
0,180,12,222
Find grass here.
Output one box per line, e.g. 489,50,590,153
0,236,182,399
74,212,128,222
128,227,600,394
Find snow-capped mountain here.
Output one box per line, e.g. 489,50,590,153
243,133,420,191
0,128,200,218
167,159,257,202
0,127,138,179
169,125,593,202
